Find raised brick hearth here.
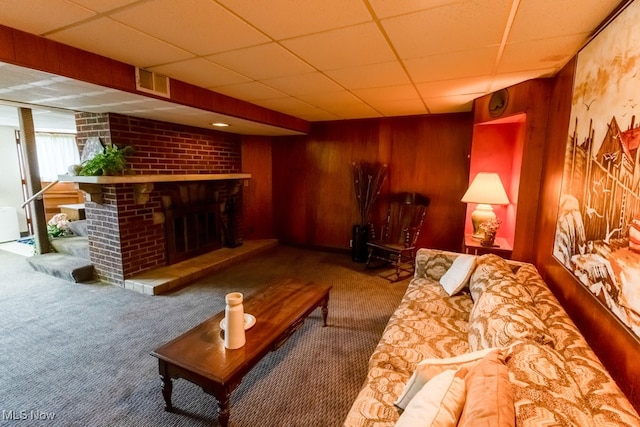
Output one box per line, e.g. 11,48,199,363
74,112,245,287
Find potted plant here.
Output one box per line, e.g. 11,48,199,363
78,144,134,176
351,161,388,262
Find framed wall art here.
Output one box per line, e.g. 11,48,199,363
553,0,640,338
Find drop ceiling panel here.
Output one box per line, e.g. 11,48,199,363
252,97,339,121
425,94,476,114
0,1,627,134
281,23,396,71
368,0,464,19
326,61,411,90
508,0,623,43
69,0,140,14
48,17,193,67
149,58,251,88
110,0,270,56
416,77,491,99
352,85,422,104
382,0,510,59
499,34,588,74
489,69,557,92
405,46,499,83
207,43,315,80
212,81,286,101
216,0,371,40
0,0,95,35
262,72,344,96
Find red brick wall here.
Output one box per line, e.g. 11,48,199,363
75,112,242,286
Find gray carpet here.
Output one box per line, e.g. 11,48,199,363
0,244,408,426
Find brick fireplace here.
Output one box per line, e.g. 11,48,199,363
72,112,246,287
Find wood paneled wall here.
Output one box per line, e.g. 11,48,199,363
535,58,640,411
241,136,274,239
473,80,552,262
265,114,473,252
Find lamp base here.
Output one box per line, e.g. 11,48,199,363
470,204,496,239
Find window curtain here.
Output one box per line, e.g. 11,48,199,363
35,133,80,181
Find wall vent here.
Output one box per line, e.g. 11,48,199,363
135,67,170,98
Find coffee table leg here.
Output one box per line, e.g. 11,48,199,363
321,294,329,326
218,395,230,427
161,374,173,411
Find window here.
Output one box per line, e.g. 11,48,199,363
35,133,80,181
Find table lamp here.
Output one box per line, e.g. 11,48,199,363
461,172,510,239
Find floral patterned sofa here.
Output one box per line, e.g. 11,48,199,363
344,249,640,427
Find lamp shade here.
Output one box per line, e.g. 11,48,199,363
461,172,509,205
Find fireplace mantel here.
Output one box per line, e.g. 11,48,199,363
58,173,251,204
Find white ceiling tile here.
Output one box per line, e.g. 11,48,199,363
326,61,411,89
149,58,251,88
252,97,340,121
0,0,626,132
212,81,287,101
405,46,499,83
207,43,314,80
375,99,428,117
498,34,588,74
489,69,557,93
110,0,270,55
424,94,477,114
68,0,139,13
382,0,511,59
216,0,372,40
352,85,421,104
262,72,344,96
509,0,623,43
48,17,193,67
416,77,491,98
0,0,95,35
368,0,464,19
281,23,396,71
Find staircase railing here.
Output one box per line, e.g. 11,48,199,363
21,179,59,208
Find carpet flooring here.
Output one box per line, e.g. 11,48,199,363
0,244,409,426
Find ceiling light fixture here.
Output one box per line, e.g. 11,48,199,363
211,122,230,127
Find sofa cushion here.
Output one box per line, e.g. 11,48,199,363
468,275,554,351
458,350,514,427
439,254,476,296
395,347,497,409
468,254,514,302
505,341,596,427
395,368,467,427
414,249,458,281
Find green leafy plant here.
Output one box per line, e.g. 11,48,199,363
78,145,134,176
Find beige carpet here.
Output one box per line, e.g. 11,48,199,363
0,244,409,426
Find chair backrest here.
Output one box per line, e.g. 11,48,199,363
380,192,430,247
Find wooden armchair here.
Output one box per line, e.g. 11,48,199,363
366,192,430,281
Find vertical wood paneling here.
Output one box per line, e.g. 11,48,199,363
473,80,552,262
241,136,274,239
536,58,640,412
272,114,473,252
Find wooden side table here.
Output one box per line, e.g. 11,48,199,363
463,234,513,259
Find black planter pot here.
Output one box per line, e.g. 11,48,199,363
352,224,370,262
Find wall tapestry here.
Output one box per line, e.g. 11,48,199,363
554,0,640,338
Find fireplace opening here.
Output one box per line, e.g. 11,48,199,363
162,183,224,264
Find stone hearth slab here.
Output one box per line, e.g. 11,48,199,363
124,239,278,295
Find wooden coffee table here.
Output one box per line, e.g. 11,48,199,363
150,278,332,426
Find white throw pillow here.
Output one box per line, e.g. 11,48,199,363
395,368,466,427
395,347,497,409
439,254,477,296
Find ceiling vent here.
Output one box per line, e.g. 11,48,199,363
135,67,170,98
